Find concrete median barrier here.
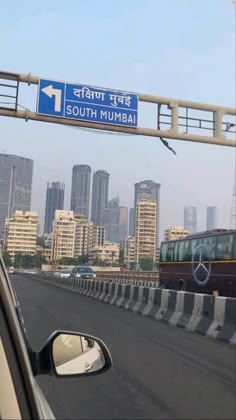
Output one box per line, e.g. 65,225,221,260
104,282,115,303
195,294,215,336
120,285,131,308
177,292,195,329
127,286,139,311
26,274,236,345
216,297,236,344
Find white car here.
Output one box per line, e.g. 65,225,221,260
54,270,63,277
59,269,72,279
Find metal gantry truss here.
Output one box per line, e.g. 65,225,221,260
0,70,235,147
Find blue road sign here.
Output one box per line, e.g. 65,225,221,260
37,79,138,128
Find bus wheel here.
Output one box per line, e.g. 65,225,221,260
178,279,185,291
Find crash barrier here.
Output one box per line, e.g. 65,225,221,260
42,271,159,288
25,274,236,345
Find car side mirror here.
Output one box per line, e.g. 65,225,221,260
34,331,112,377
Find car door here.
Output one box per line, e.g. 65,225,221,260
0,301,32,419
0,258,48,419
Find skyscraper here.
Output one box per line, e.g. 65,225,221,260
4,211,38,258
129,208,135,236
119,206,128,241
0,154,33,241
103,197,120,243
134,180,161,245
135,199,156,264
70,165,91,218
206,206,217,230
184,206,197,234
91,170,109,225
44,181,65,234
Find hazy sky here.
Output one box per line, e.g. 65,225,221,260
1,0,236,239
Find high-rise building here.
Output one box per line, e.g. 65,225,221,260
70,165,91,218
129,208,135,236
4,211,38,258
51,210,76,261
206,207,217,230
164,226,189,241
134,180,161,246
135,199,157,264
91,170,109,225
89,242,120,265
74,217,90,258
103,197,120,243
184,206,197,234
119,206,128,241
44,181,65,234
51,210,105,261
124,236,136,269
0,154,33,241
89,224,105,249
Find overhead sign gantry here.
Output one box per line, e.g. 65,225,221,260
0,70,235,148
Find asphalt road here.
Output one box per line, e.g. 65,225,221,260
11,275,236,420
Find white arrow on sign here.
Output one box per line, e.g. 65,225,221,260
41,84,62,112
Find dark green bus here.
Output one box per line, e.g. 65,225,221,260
159,229,236,297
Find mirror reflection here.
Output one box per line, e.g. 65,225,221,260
52,334,105,375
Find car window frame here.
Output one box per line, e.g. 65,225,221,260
0,258,42,419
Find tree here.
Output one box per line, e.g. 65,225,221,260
119,248,125,266
3,251,12,267
13,252,23,268
130,262,136,271
14,253,34,269
77,254,88,265
32,253,46,268
139,257,154,272
36,236,46,248
111,251,116,266
59,257,77,266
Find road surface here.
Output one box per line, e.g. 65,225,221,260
11,275,236,420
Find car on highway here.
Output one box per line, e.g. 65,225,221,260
53,269,63,277
59,268,72,279
8,266,15,274
0,255,112,419
70,265,97,280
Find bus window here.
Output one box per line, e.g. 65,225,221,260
174,242,178,262
167,243,175,261
202,236,216,260
232,234,236,259
183,240,191,261
216,234,233,260
178,241,185,261
160,243,168,261
190,238,202,259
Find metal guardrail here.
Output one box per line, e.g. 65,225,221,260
96,271,159,283
40,270,159,287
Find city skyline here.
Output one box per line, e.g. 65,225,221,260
0,152,232,243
